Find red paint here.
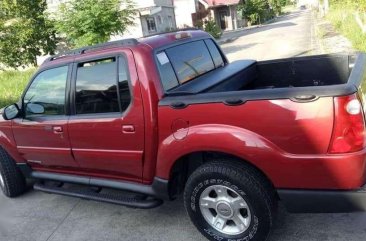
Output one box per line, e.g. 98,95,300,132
0,30,365,193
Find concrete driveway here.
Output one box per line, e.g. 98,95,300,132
1,9,366,241
1,187,366,241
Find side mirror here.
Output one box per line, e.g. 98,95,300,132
2,104,20,120
26,103,45,115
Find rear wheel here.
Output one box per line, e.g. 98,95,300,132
0,148,26,197
184,160,276,241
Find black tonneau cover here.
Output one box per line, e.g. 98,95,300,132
160,53,366,108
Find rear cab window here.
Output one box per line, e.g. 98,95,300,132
156,39,225,91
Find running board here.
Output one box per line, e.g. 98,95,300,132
34,182,163,209
27,170,170,201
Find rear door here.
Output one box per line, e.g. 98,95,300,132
68,51,144,181
12,65,79,168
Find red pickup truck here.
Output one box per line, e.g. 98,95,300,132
1,29,366,241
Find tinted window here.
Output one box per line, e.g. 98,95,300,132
24,66,68,116
118,57,132,112
156,52,179,90
165,41,215,84
75,57,131,114
205,39,224,67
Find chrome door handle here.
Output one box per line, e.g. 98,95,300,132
53,126,63,134
122,125,135,133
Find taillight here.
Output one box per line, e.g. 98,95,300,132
329,94,366,153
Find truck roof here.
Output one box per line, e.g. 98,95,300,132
139,29,210,49
41,29,211,68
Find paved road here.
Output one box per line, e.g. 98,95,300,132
1,9,366,241
221,10,319,62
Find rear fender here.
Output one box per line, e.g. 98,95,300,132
156,124,281,179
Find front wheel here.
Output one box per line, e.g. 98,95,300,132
0,148,26,198
184,160,276,241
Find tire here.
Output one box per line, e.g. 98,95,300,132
184,160,277,241
0,147,26,197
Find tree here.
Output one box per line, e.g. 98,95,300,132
269,0,282,16
56,0,137,48
0,0,57,68
238,0,269,25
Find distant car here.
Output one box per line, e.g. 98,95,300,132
300,5,306,10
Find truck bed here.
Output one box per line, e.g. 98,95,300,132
162,54,365,106
168,54,353,94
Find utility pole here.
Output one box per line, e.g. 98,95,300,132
324,0,329,14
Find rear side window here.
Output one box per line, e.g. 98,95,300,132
166,41,214,83
75,57,131,114
205,39,224,67
157,39,225,91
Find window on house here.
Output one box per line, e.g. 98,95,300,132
147,17,157,32
157,15,162,25
168,16,173,28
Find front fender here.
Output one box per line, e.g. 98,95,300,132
156,124,283,179
0,121,25,163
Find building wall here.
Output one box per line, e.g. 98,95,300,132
136,0,174,8
212,5,239,31
174,0,197,28
140,7,176,36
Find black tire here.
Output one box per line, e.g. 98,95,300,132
0,147,26,197
184,160,277,241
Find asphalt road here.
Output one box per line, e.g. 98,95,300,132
1,9,366,241
221,10,320,62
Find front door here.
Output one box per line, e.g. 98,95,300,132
12,65,78,169
219,10,228,30
67,51,144,182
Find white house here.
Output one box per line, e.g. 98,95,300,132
174,0,244,31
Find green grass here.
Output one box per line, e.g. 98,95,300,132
326,4,366,52
0,69,35,108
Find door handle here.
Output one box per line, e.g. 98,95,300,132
53,126,63,134
122,125,135,134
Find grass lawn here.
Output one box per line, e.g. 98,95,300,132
0,69,35,108
326,4,366,52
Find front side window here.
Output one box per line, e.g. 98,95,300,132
24,66,68,117
75,57,131,115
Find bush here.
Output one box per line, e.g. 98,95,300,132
204,19,222,39
0,69,35,108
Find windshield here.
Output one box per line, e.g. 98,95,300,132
157,39,225,91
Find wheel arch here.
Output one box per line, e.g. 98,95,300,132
166,151,277,199
156,124,281,197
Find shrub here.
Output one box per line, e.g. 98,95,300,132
204,19,222,39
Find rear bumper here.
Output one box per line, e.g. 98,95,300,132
278,185,366,213
266,148,366,190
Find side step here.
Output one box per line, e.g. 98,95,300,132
34,183,163,209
